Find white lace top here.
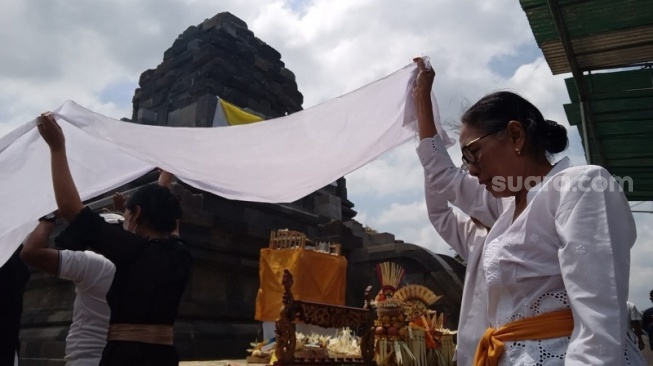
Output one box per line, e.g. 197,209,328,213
418,135,645,365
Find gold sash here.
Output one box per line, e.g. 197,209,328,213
474,309,573,366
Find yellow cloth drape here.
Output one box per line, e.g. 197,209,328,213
254,248,347,321
474,309,574,366
220,98,263,125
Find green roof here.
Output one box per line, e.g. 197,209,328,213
564,69,653,200
520,0,653,201
521,0,653,75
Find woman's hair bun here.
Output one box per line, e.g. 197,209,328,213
542,119,568,154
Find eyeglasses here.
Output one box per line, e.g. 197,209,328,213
461,130,501,170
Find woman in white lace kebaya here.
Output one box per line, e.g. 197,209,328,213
412,58,645,365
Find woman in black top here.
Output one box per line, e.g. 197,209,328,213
38,113,192,366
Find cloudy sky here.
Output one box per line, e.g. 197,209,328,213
1,0,651,311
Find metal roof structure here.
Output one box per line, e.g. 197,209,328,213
520,0,653,201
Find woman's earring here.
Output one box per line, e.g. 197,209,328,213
515,148,521,155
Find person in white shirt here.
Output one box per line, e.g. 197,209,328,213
628,301,645,350
644,290,653,351
424,185,490,364
21,213,118,366
412,57,645,365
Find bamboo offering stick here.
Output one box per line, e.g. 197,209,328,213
376,262,406,290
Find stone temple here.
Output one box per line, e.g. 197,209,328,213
19,12,464,364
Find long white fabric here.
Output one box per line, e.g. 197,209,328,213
0,61,452,266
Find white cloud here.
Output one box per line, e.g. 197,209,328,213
375,201,427,226
1,0,650,318
629,215,653,311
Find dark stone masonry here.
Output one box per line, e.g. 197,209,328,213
19,13,464,364
132,12,303,127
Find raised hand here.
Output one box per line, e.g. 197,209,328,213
112,192,128,213
411,57,437,139
412,57,435,96
157,169,175,188
37,113,65,152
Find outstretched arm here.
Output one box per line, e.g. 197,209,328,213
158,169,180,237
37,113,84,221
413,57,437,140
20,219,59,275
412,58,503,226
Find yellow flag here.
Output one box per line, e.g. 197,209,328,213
220,98,264,125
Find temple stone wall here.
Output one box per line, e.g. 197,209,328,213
19,180,464,363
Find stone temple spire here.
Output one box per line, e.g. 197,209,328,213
131,12,303,127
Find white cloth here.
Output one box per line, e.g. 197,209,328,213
58,250,115,366
418,135,642,366
0,60,453,266
211,97,230,127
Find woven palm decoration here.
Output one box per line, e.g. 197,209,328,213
375,262,405,294
393,284,442,306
